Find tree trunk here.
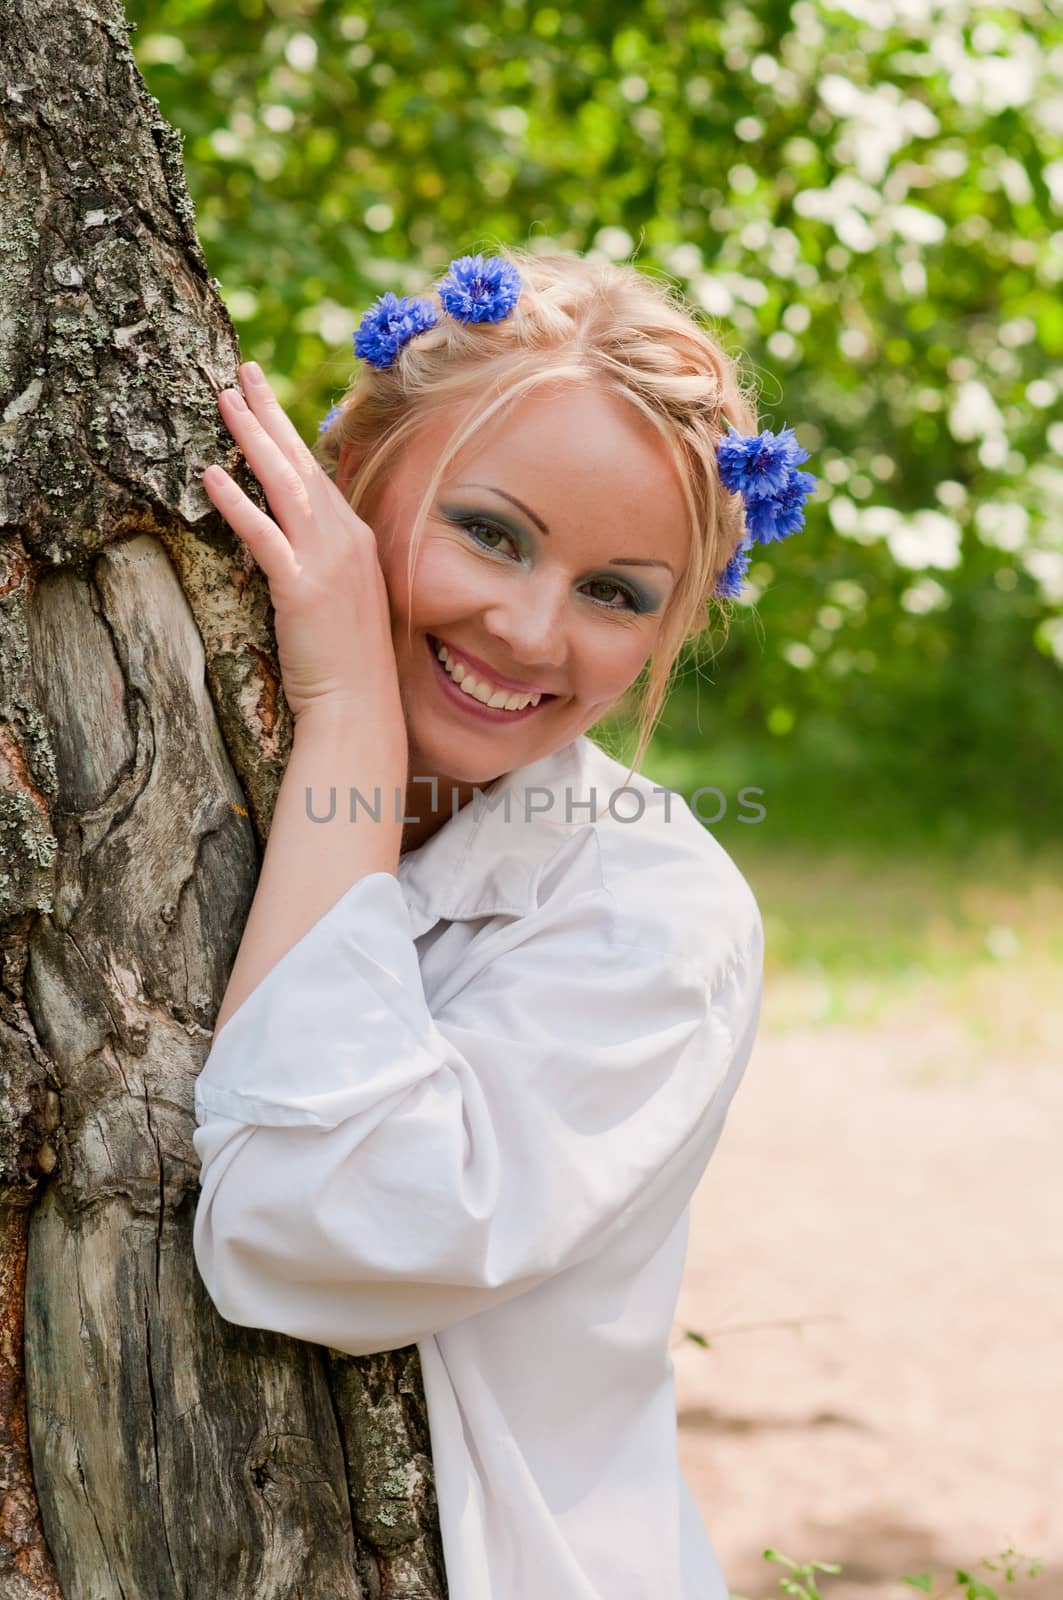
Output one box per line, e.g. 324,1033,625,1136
0,3,447,1595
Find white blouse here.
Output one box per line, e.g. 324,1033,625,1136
192,732,764,1599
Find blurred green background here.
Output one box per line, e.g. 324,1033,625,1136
126,0,1063,1006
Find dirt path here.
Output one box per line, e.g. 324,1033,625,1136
674,990,1062,1600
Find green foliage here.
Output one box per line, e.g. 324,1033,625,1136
729,1544,1045,1600
760,1547,842,1600
125,0,1063,854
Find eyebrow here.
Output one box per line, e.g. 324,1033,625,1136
455,482,676,575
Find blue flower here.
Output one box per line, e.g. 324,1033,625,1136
744,468,819,545
436,253,523,324
317,403,343,434
713,540,754,599
718,424,810,502
353,291,439,369
712,422,819,595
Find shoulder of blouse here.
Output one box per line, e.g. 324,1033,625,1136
399,734,760,958
523,741,764,991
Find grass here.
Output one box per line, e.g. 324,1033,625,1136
621,733,1063,1065
749,851,1063,1068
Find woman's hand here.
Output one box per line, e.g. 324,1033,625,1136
202,362,403,731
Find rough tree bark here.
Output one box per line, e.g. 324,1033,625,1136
0,3,447,1596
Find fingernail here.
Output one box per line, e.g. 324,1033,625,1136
223,388,248,411
243,361,264,384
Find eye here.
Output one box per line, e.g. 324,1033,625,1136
456,516,642,613
459,517,519,558
583,578,640,612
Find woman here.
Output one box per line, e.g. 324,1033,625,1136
192,248,816,1599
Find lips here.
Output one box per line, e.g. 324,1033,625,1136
429,635,555,698
426,634,557,721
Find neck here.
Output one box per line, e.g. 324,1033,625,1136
399,769,495,855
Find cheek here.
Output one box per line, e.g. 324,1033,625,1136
588,628,653,684
376,535,437,621
399,539,491,623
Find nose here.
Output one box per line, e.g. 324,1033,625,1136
481,572,569,676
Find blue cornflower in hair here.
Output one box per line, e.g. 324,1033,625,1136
317,402,343,434
717,424,810,502
353,291,439,369
744,467,819,545
715,539,754,599
436,253,523,324
712,420,819,596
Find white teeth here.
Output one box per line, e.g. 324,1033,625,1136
434,641,542,711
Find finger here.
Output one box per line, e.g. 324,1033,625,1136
216,385,315,539
202,465,299,582
219,375,374,556
235,364,364,537
237,362,322,479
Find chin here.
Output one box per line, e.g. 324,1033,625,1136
417,715,570,787
407,727,510,786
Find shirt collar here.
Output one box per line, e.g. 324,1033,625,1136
396,734,597,938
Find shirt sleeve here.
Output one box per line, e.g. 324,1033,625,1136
191,869,763,1356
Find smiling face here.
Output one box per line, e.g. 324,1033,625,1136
338,381,691,797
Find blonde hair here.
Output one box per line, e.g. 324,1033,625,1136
311,244,759,783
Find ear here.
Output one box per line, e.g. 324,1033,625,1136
336,443,358,500
336,443,386,534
